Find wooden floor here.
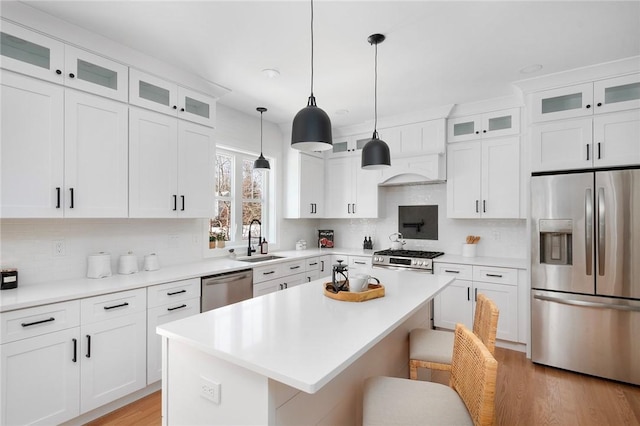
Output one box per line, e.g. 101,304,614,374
87,347,640,426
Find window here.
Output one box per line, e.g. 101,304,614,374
211,148,270,247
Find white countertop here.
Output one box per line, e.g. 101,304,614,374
157,267,454,394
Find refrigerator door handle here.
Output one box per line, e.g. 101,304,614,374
585,188,593,276
597,187,605,276
533,293,640,313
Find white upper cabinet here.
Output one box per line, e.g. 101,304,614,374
1,21,128,102
285,152,325,218
129,108,214,218
447,108,520,143
379,118,446,157
326,133,371,158
531,74,640,123
0,20,65,83
129,69,216,127
447,137,520,219
325,156,379,219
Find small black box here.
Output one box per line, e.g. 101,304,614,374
1,269,18,290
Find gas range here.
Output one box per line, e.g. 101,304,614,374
372,249,445,272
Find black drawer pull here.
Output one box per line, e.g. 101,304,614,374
467,287,470,301
263,271,275,275
56,187,61,209
290,265,301,270
72,338,77,362
181,195,185,211
173,194,177,211
69,188,74,208
444,270,460,274
309,262,318,266
86,335,91,358
486,274,503,278
354,261,366,265
21,317,55,327
167,304,187,311
103,302,129,310
167,289,187,296
475,288,478,301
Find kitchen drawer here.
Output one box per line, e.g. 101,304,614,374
147,278,200,308
434,262,473,280
253,263,284,284
473,265,517,286
0,300,80,344
81,288,146,324
306,257,321,271
282,259,306,276
349,256,372,269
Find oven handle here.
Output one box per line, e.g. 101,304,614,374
372,264,433,272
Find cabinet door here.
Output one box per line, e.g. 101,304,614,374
1,71,64,217
446,142,482,218
433,279,473,330
80,311,146,413
448,115,481,142
1,328,80,425
593,74,640,115
64,46,128,102
129,108,178,217
481,108,520,139
353,156,380,218
325,157,352,218
473,281,518,342
253,280,281,297
177,121,215,218
282,272,308,289
299,154,325,217
481,137,520,218
318,255,332,275
593,110,640,168
129,68,178,116
64,90,128,217
531,118,593,172
147,299,200,384
177,86,216,127
0,21,65,83
327,137,351,158
531,83,594,122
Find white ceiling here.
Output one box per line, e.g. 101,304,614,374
20,0,640,128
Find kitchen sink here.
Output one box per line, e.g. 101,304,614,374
237,255,284,263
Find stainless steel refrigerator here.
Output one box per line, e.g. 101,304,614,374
531,168,640,385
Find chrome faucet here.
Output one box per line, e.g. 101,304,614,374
247,219,261,256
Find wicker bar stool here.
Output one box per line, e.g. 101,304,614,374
363,323,498,426
409,293,499,379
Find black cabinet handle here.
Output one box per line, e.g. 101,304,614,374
352,204,356,214
69,188,74,208
475,130,480,134
172,105,177,110
86,335,91,358
320,261,325,272
309,262,318,266
263,271,275,275
474,288,478,301
586,144,590,161
475,200,479,213
167,304,187,311
482,129,487,133
486,273,503,278
444,269,460,274
279,284,283,290
597,102,602,107
290,265,301,270
21,317,55,327
354,261,366,265
103,302,129,310
181,195,185,211
347,204,351,214
180,108,185,112
284,283,288,289
597,142,601,159
72,338,77,362
69,73,75,79
56,187,61,209
483,200,487,213
56,69,62,75
173,195,177,211
467,287,470,301
167,289,187,296
586,104,591,109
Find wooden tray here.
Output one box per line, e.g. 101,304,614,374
323,283,385,302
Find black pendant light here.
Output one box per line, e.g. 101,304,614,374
254,107,270,170
361,33,391,170
291,0,333,152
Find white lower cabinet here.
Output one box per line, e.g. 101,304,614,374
434,263,519,342
147,279,201,384
304,255,332,282
79,289,147,413
253,259,307,297
0,301,81,425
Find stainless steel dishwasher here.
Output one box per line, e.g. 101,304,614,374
201,269,253,312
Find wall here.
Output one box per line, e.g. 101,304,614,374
319,184,527,258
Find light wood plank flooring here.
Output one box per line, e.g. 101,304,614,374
87,347,640,425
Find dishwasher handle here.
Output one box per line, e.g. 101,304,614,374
203,270,252,285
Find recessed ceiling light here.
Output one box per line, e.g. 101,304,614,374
335,109,349,115
262,68,280,79
520,64,543,74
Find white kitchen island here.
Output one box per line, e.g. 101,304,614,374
157,268,453,425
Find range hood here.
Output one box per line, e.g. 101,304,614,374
378,153,446,186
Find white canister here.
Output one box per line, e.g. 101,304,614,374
118,252,139,274
462,244,477,257
87,252,112,279
143,253,160,271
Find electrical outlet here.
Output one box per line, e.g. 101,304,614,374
200,376,221,404
492,231,501,241
53,240,66,257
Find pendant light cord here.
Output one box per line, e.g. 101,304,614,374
374,41,378,137
260,110,264,152
308,0,316,106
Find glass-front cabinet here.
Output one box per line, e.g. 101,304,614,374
326,133,371,158
63,46,128,102
129,68,216,127
531,74,640,123
447,108,520,142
